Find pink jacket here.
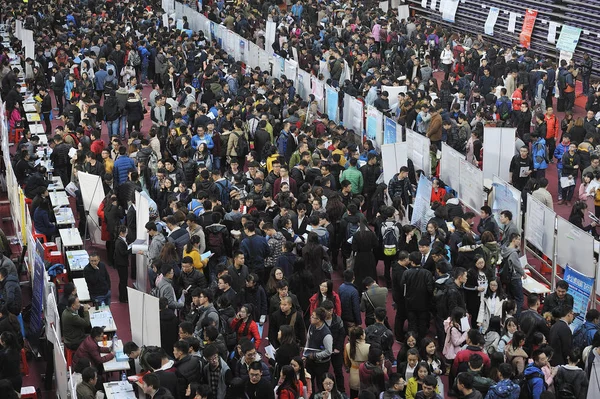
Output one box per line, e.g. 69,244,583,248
442,318,468,360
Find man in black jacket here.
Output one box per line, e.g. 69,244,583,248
543,280,574,317
323,299,346,390
245,361,275,399
172,340,201,398
83,253,111,305
548,305,575,366
444,267,467,320
38,87,53,134
50,134,73,186
400,251,434,340
51,64,66,116
268,296,306,348
392,251,410,341
520,294,550,354
388,166,413,211
114,225,131,303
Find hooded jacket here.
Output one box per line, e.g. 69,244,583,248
500,245,524,280
1,274,21,315
485,378,521,399
523,363,546,399
115,87,129,111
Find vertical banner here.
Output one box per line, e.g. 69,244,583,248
398,5,410,21
411,175,433,232
556,25,582,53
326,86,339,124
440,0,459,23
297,70,312,101
265,21,277,52
519,9,538,49
484,7,500,36
508,12,517,33
311,77,325,113
343,95,364,136
284,59,298,88
366,106,383,149
29,241,45,341
563,265,594,332
384,117,397,144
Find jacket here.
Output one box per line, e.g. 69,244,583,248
500,221,520,247
531,138,556,170
443,318,468,360
338,282,361,324
157,277,184,310
174,354,201,394
426,111,443,142
554,364,588,399
523,363,546,399
62,308,90,347
548,319,573,366
203,358,232,399
451,346,491,376
543,292,574,316
268,308,307,348
400,267,433,311
113,155,135,185
388,174,413,205
309,291,342,317
484,379,520,399
340,166,364,194
76,381,96,399
240,235,270,271
500,246,525,280
477,295,506,332
361,163,382,194
73,335,114,368
519,309,550,351
83,262,111,297
477,216,500,241
0,274,22,315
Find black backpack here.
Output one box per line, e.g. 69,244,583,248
499,255,513,284
498,99,512,121
218,311,238,351
346,220,359,240
572,323,598,350
517,371,544,399
233,131,249,157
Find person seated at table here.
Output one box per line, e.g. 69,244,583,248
0,306,23,348
73,326,115,372
31,188,50,216
62,296,91,351
83,252,112,306
33,200,57,241
71,358,91,388
58,283,78,319
75,366,99,399
24,165,50,199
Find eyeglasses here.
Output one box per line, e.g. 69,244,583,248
323,381,334,386
249,374,261,379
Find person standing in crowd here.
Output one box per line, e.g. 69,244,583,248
114,225,131,303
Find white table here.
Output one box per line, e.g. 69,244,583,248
89,307,117,332
66,250,89,272
522,276,551,295
24,103,37,113
48,176,64,191
73,277,91,302
30,124,45,134
103,381,135,398
49,190,69,207
55,207,76,226
26,112,41,123
59,227,83,248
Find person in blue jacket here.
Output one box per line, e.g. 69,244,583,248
523,349,548,399
191,126,214,150
554,134,571,202
530,130,548,179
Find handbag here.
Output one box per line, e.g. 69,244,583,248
321,259,333,275
346,252,355,270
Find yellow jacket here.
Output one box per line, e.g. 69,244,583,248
405,377,439,399
183,248,208,271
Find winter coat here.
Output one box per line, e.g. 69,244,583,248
308,292,342,317
442,318,468,360
344,341,370,390
125,98,144,123
477,295,506,332
484,379,521,399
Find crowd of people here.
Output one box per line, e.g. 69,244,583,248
3,0,600,398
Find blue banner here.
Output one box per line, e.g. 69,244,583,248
29,239,46,340
366,107,378,143
563,265,594,332
326,88,339,124
384,117,397,144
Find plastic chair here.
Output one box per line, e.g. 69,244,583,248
65,347,75,368
20,348,29,376
32,227,46,243
8,127,23,145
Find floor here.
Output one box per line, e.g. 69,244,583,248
10,76,590,398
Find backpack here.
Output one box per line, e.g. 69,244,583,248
499,255,513,284
498,99,511,121
346,220,359,240
129,50,141,66
233,131,249,157
556,381,576,399
558,71,567,91
517,371,544,399
381,221,400,256
219,312,238,351
434,279,451,318
572,323,598,350
215,179,232,206
206,229,225,251
365,324,394,354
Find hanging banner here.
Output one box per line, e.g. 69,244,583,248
519,9,538,49
430,0,437,11
484,7,500,36
398,5,410,22
311,77,325,113
411,175,433,232
563,265,594,332
384,117,397,145
284,59,298,88
440,0,459,23
547,22,558,45
326,86,339,124
508,12,517,33
556,25,582,53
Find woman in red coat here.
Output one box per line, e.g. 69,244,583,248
276,365,304,399
230,304,261,349
308,279,342,317
430,178,447,205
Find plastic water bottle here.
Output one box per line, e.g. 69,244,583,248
121,371,127,382
113,332,118,351
100,301,105,311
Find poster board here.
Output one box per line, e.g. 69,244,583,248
78,171,105,245
52,325,69,399
458,158,484,211
382,85,408,110
343,95,364,136
311,77,325,113
525,194,556,257
556,216,595,278
406,129,431,176
46,291,62,344
384,117,397,145
440,143,462,192
325,85,339,124
563,265,594,332
366,106,384,149
394,142,408,173
128,288,162,347
411,175,433,232
284,59,298,88
491,176,522,230
297,69,312,101
483,127,515,183
381,144,398,187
